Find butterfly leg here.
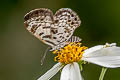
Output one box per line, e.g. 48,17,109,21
40,47,50,65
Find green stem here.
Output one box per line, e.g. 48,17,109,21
99,67,107,80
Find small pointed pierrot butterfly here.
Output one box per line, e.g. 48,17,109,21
24,8,81,64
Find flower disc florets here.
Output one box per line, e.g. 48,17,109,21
53,42,88,64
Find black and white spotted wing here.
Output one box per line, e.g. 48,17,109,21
24,8,55,47
24,8,81,50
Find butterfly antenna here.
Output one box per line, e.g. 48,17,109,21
40,47,50,65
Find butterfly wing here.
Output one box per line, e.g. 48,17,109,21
51,8,81,45
24,8,81,50
24,8,57,47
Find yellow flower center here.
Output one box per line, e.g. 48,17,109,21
53,42,88,64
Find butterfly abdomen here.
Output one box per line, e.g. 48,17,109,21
68,36,82,42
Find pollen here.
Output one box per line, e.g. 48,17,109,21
53,42,88,64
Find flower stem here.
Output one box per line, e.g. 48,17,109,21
99,67,107,80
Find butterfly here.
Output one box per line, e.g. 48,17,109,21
24,8,81,51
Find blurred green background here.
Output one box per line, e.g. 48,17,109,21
0,0,120,80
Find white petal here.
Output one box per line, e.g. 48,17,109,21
37,62,63,80
60,64,70,80
82,46,120,68
70,62,83,80
82,45,104,57
60,62,82,80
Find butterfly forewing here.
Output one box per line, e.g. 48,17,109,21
24,8,81,50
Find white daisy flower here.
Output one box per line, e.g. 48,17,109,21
37,42,120,80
